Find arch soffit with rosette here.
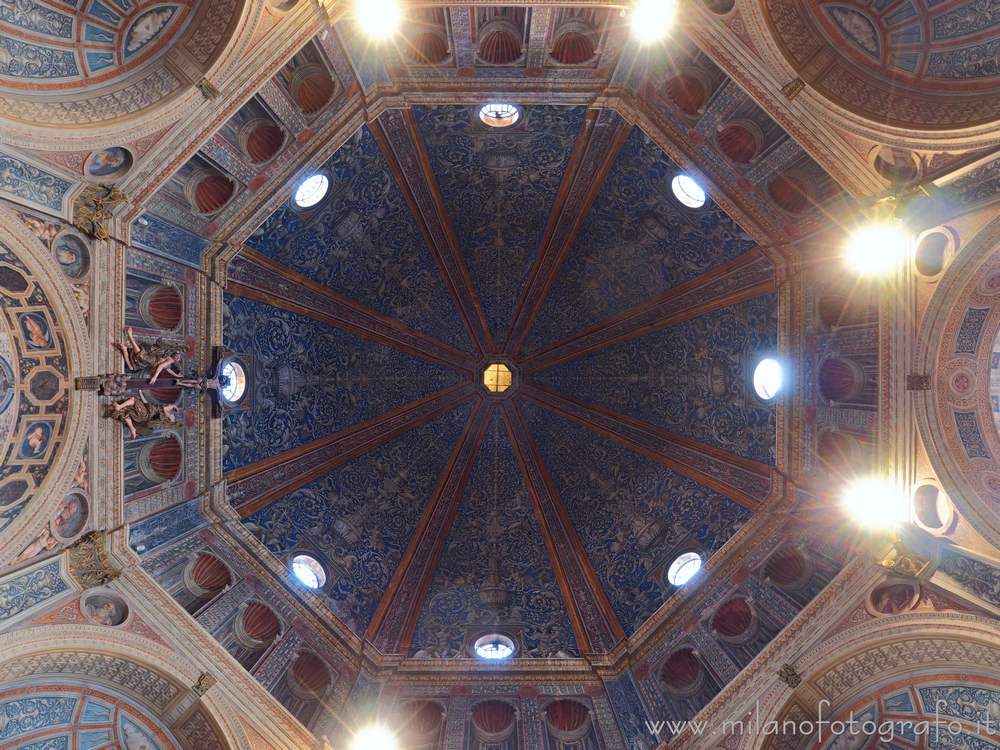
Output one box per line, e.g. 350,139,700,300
0,204,93,567
914,212,1000,552
0,625,249,750
693,0,1000,153
0,0,271,150
745,613,1000,750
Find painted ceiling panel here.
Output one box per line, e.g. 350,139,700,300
244,125,474,355
530,293,779,465
409,408,578,659
521,126,758,357
243,398,476,635
520,399,753,635
221,293,465,472
414,104,587,346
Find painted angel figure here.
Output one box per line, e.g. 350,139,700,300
105,391,180,439
112,327,184,383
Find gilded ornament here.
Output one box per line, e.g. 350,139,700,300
197,79,222,100
880,552,929,577
193,672,216,696
780,78,805,100
777,664,802,688
67,531,121,590
72,185,127,240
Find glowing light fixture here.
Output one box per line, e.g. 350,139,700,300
671,174,707,208
753,358,782,400
474,634,515,659
843,479,908,528
293,174,329,208
846,223,908,274
356,0,401,38
632,0,676,42
667,551,702,586
352,726,398,750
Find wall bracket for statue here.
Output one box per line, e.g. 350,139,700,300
67,531,121,590
72,185,128,240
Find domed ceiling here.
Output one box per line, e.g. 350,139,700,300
223,104,778,658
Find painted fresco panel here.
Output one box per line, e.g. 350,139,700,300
521,400,753,634
522,126,757,356
244,125,474,354
222,294,464,471
409,409,578,659
244,400,475,634
531,294,779,464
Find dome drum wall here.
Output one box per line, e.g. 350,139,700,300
397,701,445,747
543,699,592,744
234,601,282,650
548,19,599,66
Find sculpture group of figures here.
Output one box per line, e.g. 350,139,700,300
99,328,230,438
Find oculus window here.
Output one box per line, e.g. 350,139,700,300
479,103,520,128
293,174,330,208
291,553,326,589
671,174,707,208
667,551,702,586
474,634,515,659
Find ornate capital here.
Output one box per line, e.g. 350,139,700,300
67,531,121,590
193,672,216,697
777,664,802,688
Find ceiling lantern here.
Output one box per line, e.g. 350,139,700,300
404,22,450,64
550,20,596,64
477,19,523,64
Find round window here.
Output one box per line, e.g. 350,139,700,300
474,633,515,659
479,103,520,128
293,174,330,208
753,358,782,400
666,551,702,586
221,360,247,404
671,174,707,208
291,553,326,589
